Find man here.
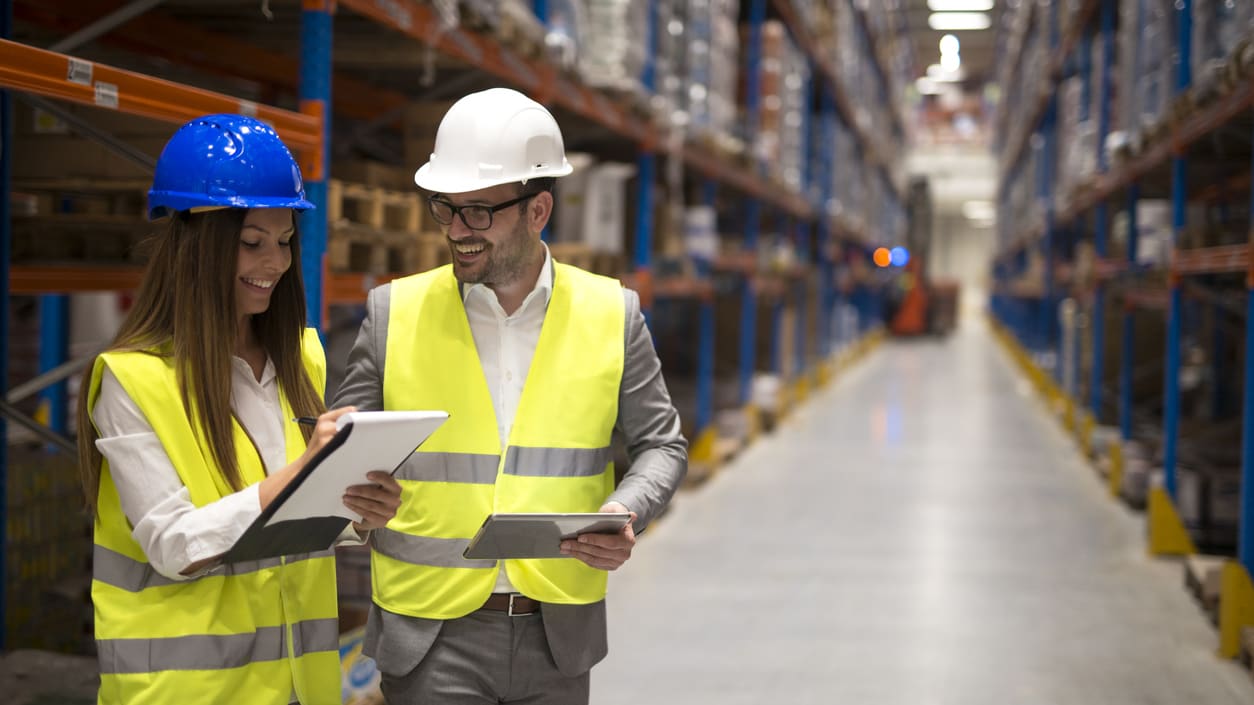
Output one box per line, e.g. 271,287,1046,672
334,87,688,704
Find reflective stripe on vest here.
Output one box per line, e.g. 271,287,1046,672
375,263,623,619
93,544,333,593
88,329,341,705
96,618,338,675
504,445,612,477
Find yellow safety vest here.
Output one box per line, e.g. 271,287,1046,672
87,329,341,705
373,263,624,619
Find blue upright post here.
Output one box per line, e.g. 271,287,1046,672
1211,307,1225,419
739,199,760,404
1120,185,1139,442
746,0,766,177
794,221,808,380
1240,130,1254,569
37,296,68,441
299,1,332,334
695,180,717,433
632,0,657,325
0,0,12,652
1041,97,1058,378
1162,0,1192,500
820,89,839,355
739,0,766,404
1091,0,1115,419
531,0,548,23
634,154,655,323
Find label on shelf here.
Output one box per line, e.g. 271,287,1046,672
93,82,119,110
66,59,92,87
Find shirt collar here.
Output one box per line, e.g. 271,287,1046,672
461,242,554,309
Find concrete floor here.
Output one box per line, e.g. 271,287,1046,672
594,321,1254,705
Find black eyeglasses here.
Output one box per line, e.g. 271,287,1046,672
427,193,536,231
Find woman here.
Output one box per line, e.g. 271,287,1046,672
76,114,401,705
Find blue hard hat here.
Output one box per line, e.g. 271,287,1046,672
147,113,315,220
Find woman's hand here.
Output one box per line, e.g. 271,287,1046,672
345,471,404,532
301,406,357,461
259,406,356,510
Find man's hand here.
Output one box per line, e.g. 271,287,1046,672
345,471,404,532
560,501,637,571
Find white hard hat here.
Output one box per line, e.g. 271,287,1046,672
414,88,574,194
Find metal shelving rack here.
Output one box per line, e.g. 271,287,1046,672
990,0,1254,662
0,0,904,649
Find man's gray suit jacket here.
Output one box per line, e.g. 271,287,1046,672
332,278,688,678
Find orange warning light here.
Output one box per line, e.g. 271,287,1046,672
872,248,891,268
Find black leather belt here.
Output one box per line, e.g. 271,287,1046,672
479,593,541,616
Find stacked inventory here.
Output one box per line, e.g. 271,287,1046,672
754,21,810,192
684,0,741,146
576,0,650,97
1116,0,1177,150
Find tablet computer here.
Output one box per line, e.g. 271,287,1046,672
462,512,631,560
222,410,448,563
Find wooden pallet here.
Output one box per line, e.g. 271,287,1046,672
328,229,451,276
328,225,419,275
549,242,625,278
1184,554,1227,620
12,178,150,217
328,179,425,233
12,214,152,264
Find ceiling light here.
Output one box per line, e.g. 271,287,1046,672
940,52,961,72
939,34,960,55
928,0,994,11
928,12,992,30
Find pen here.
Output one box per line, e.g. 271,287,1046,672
292,417,318,427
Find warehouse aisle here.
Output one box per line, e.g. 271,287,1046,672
593,321,1254,705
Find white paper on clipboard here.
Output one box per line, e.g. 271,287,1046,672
265,410,448,525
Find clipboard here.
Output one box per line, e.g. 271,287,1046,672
462,513,631,560
222,410,449,563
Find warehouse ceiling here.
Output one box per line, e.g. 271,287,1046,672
897,0,1009,89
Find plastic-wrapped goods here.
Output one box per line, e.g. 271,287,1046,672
1192,0,1252,94
553,153,636,253
544,0,584,73
461,0,502,29
654,0,687,125
687,0,742,141
752,20,809,190
577,0,649,95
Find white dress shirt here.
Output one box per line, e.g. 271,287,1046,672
93,355,358,582
462,245,553,593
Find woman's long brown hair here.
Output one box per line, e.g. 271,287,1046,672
77,209,327,515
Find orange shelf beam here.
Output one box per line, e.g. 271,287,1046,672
15,0,408,124
1094,257,1130,282
0,39,321,152
11,265,143,293
1172,244,1250,277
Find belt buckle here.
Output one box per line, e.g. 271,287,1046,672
507,594,535,617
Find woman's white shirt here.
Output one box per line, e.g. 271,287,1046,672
92,356,354,580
